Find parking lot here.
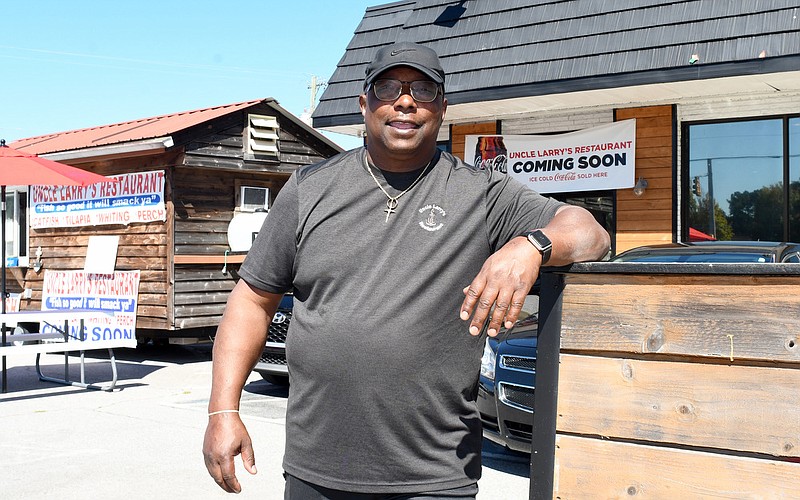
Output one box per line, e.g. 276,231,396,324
0,344,530,499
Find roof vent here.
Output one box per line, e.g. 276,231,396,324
246,114,279,157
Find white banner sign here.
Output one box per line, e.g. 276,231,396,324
31,170,166,229
40,270,140,348
465,119,636,194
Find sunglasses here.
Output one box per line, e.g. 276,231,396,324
370,79,442,103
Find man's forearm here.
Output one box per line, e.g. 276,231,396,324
208,281,281,411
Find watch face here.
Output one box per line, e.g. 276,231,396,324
530,230,551,249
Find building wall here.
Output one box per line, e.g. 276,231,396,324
19,152,176,329
615,105,675,253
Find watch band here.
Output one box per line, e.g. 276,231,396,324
524,229,552,265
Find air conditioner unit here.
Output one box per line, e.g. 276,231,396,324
240,186,269,212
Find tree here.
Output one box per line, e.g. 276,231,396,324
688,192,733,240
728,183,783,241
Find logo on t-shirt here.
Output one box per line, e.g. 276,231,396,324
418,204,446,232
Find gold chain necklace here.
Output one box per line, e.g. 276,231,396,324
366,156,434,223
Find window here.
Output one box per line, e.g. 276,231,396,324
4,187,28,259
684,116,799,242
245,114,279,158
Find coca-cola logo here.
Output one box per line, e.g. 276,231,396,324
474,155,508,174
553,172,576,181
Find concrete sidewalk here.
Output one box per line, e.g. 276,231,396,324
0,345,530,499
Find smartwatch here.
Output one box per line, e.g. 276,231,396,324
523,230,552,265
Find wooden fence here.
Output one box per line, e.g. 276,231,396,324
531,263,800,499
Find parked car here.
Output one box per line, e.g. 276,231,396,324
252,294,293,386
477,312,538,454
478,240,800,453
611,240,800,263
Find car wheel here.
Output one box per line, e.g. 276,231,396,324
260,373,289,386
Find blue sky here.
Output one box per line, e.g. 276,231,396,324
0,1,378,150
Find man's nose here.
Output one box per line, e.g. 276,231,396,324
394,88,417,108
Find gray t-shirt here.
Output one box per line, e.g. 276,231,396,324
239,147,562,493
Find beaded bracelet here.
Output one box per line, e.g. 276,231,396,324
208,409,240,416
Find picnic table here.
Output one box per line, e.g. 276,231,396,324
0,309,123,392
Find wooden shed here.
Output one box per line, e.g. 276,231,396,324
531,263,800,498
7,98,341,342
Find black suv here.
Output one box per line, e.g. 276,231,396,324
252,294,293,385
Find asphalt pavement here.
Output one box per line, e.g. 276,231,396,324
0,343,531,499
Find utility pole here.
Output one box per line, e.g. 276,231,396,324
308,76,327,114
707,158,716,238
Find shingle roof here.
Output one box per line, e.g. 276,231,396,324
11,99,270,155
313,0,800,129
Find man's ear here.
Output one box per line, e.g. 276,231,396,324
359,94,367,116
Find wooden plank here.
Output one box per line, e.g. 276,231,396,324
616,105,673,119
633,125,672,139
565,273,800,287
552,435,800,499
632,156,672,168
174,267,241,281
174,303,226,317
617,219,671,231
451,122,497,135
616,187,672,202
615,198,672,211
616,209,672,220
635,146,672,159
175,316,223,329
561,283,800,364
174,280,236,293
556,354,800,456
26,245,167,258
614,233,673,251
174,232,229,245
173,291,233,305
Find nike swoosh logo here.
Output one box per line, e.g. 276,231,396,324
390,49,414,56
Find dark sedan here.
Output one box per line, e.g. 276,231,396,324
612,240,800,263
477,312,538,454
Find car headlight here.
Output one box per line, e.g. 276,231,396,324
480,338,497,381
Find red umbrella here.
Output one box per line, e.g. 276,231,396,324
0,141,114,186
0,139,116,392
689,227,716,241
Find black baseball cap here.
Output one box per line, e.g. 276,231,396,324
364,41,445,89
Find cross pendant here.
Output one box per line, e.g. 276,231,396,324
384,199,399,223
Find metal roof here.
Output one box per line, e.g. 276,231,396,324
10,98,270,156
312,0,800,135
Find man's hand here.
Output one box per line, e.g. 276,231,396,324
460,236,540,337
203,412,257,493
459,205,611,337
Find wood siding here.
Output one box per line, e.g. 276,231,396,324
615,105,674,253
171,165,289,330
533,268,800,498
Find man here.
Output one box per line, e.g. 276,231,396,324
203,41,610,498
